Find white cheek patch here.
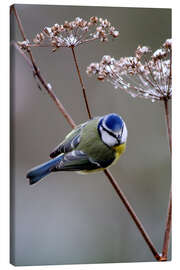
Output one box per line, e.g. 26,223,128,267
121,123,128,143
100,126,117,146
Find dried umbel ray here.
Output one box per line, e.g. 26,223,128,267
18,17,119,51
87,39,172,102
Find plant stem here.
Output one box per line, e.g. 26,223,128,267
103,169,161,261
164,99,172,153
162,188,172,259
11,5,26,40
161,98,172,260
71,45,161,261
11,5,76,130
71,46,92,119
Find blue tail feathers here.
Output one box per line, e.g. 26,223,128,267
26,154,63,185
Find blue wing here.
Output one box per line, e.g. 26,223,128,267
49,122,88,158
50,134,81,158
52,150,101,172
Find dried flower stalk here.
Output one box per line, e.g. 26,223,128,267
87,39,172,102
17,16,119,51
11,5,76,129
87,38,172,259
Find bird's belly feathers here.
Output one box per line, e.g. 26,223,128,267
78,143,126,174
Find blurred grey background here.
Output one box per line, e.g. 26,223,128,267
10,4,171,266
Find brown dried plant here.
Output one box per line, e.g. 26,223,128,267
87,38,172,260
17,16,119,51
87,39,172,103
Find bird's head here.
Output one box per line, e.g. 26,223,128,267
98,113,128,147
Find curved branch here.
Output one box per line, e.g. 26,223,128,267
11,5,76,129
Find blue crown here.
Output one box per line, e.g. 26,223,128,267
104,114,123,132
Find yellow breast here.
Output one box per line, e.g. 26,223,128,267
113,143,126,163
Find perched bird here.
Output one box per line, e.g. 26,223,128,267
26,113,128,185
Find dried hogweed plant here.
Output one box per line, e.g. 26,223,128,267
87,39,172,103
18,16,119,119
87,38,172,260
12,5,171,262
18,16,119,51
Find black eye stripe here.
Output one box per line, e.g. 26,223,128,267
102,122,124,143
98,118,124,146
101,125,119,141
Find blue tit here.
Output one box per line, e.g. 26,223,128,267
26,113,128,185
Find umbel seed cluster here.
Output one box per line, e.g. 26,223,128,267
18,17,119,51
87,39,172,102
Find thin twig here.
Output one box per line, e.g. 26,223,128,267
161,98,172,260
71,43,161,261
167,49,172,97
103,169,161,261
162,188,172,260
71,46,92,119
11,5,26,40
164,99,172,153
11,41,33,69
11,5,76,129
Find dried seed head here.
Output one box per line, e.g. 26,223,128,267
98,75,105,80
90,16,98,24
163,38,172,50
22,16,119,50
112,30,119,38
102,55,113,64
87,38,172,102
135,46,151,59
17,39,30,49
44,27,52,36
152,48,167,61
54,23,59,29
